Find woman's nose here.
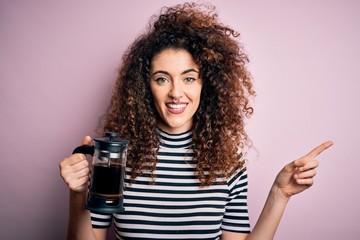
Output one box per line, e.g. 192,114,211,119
168,80,183,99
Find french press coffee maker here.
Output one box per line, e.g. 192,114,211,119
72,132,129,214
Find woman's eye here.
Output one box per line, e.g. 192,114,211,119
184,77,196,83
155,77,168,85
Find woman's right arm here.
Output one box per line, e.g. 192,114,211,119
221,141,333,240
59,136,107,240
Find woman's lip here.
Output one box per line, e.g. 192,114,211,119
165,102,187,114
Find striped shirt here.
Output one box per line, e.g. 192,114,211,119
90,129,250,239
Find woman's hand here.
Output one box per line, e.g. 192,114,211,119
274,141,333,198
59,136,92,193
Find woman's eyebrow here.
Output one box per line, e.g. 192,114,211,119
151,68,199,76
182,69,199,75
151,70,170,76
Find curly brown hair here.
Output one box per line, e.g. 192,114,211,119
98,2,255,186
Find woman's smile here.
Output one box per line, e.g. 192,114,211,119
166,102,188,113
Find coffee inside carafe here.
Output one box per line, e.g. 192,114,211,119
90,162,124,200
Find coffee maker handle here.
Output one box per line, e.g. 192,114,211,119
72,145,95,156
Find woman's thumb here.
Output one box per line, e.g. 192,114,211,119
82,136,92,145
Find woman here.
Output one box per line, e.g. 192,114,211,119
60,3,333,240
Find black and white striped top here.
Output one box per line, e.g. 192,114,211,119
90,129,250,240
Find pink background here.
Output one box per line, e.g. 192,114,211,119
1,0,359,239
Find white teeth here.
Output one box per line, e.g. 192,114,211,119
167,103,186,109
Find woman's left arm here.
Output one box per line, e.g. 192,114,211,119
222,140,333,240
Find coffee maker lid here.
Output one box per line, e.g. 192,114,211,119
93,132,129,151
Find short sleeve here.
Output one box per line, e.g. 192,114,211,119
221,168,251,233
90,211,113,229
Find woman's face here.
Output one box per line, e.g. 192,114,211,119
150,48,203,134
